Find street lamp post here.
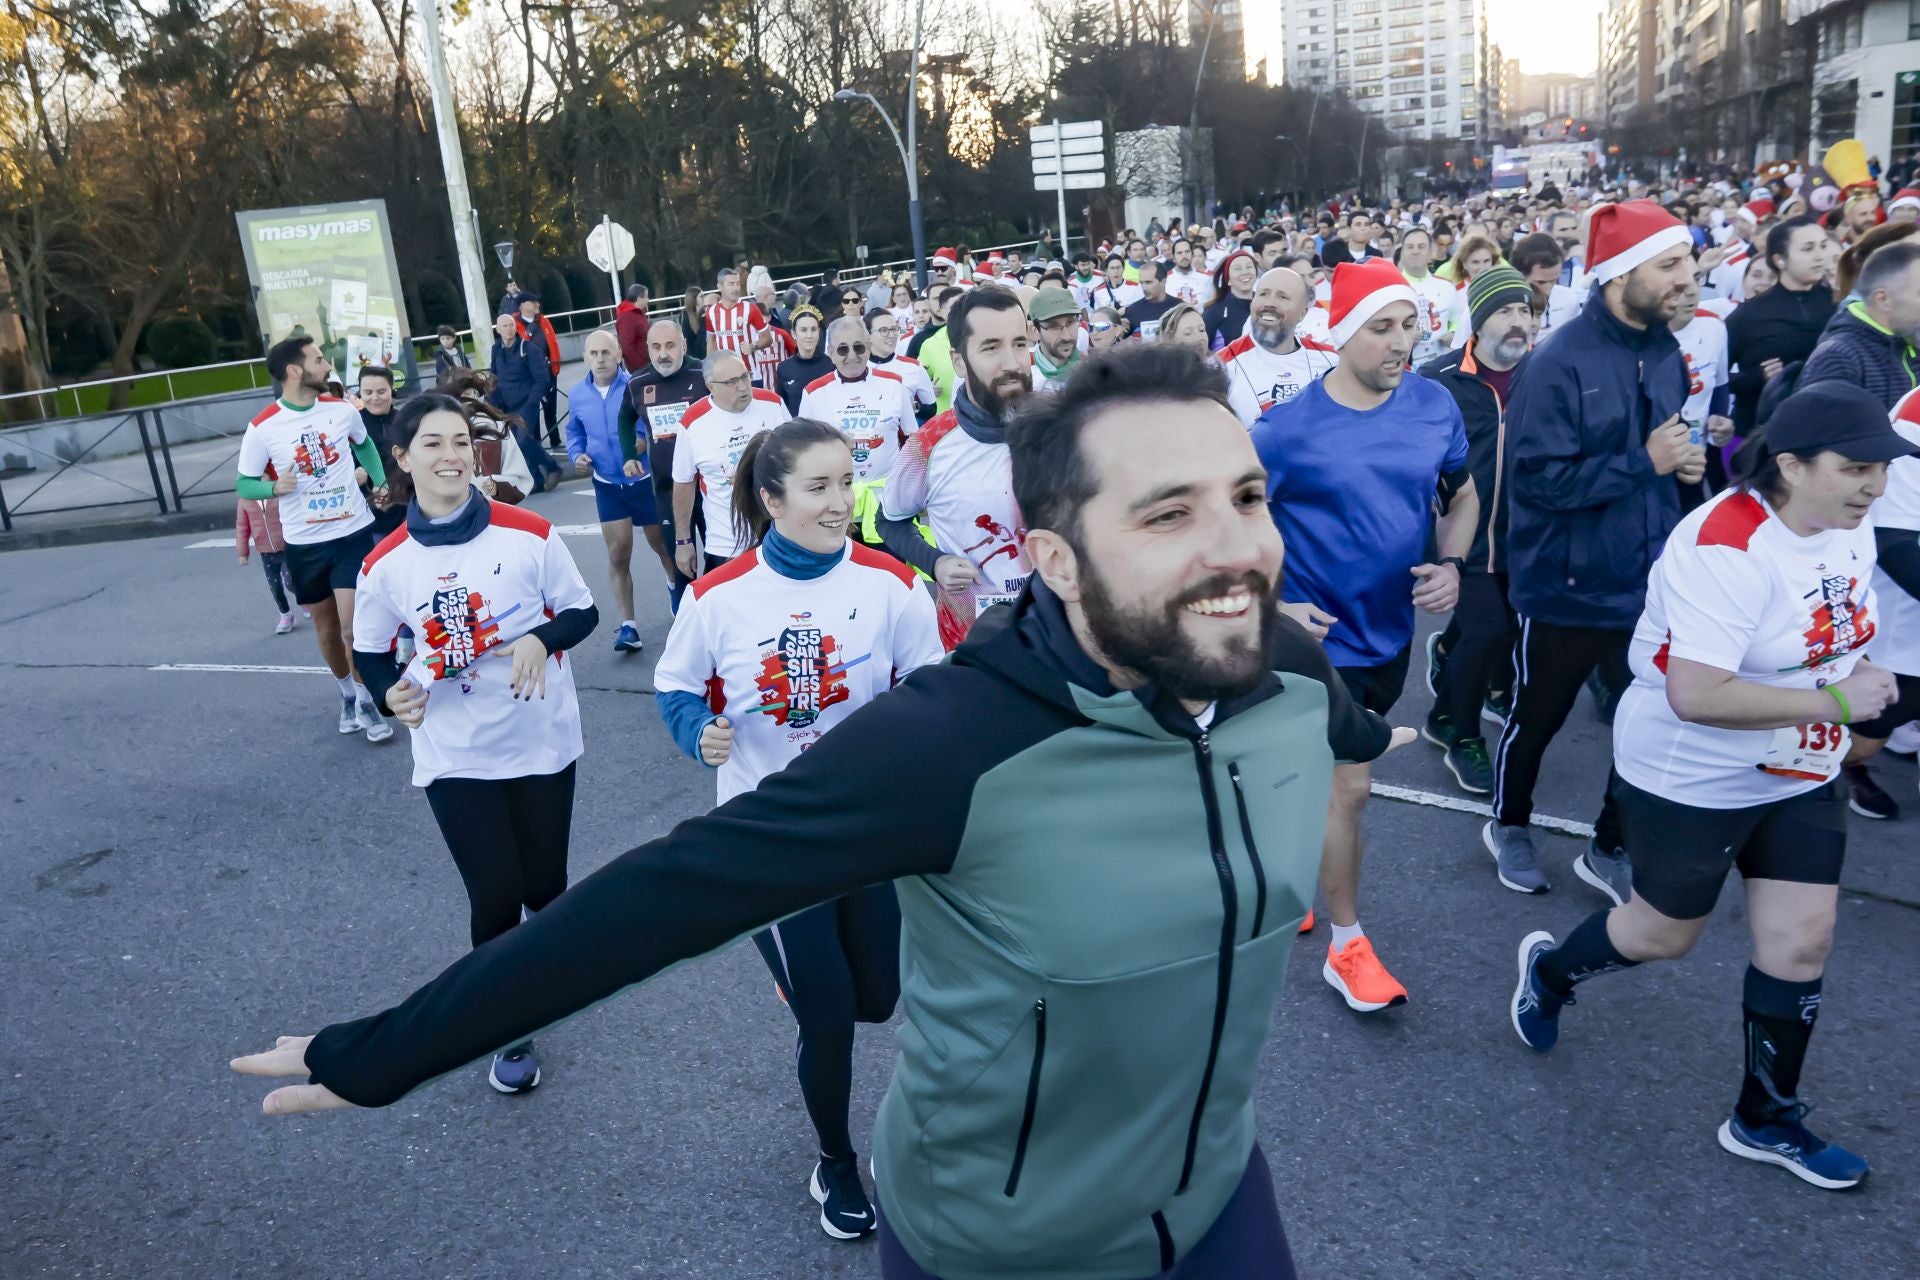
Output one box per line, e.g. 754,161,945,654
835,5,927,292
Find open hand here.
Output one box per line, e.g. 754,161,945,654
230,1035,356,1117
508,634,549,700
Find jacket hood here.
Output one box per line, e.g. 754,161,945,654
951,575,1283,741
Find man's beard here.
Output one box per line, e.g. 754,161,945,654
1079,560,1277,703
1251,313,1294,352
300,368,330,394
968,366,1029,418
1487,330,1530,364
1624,278,1682,327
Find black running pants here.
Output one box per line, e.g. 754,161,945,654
1441,571,1515,734
423,763,576,949
1491,618,1628,846
751,882,901,1160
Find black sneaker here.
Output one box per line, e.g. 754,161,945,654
1482,688,1513,727
809,1154,877,1239
1444,736,1494,795
1845,763,1898,820
488,1040,540,1094
1422,707,1458,750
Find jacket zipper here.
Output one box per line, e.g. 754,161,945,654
1226,763,1269,938
1003,998,1046,1197
1177,729,1238,1193
1485,379,1506,573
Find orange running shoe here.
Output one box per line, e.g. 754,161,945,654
1297,908,1316,935
1322,936,1408,1012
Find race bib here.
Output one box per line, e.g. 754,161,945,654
304,484,350,515
1139,319,1162,343
647,402,689,440
1758,721,1847,782
976,574,1029,614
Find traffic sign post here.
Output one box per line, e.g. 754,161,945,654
1031,119,1104,258
585,215,636,306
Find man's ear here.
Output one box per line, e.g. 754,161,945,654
1024,528,1082,605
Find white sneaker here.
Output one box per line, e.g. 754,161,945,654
357,700,394,742
275,612,296,635
1885,721,1920,759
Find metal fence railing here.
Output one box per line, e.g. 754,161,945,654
0,236,1071,426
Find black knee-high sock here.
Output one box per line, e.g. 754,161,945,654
1737,965,1822,1125
1536,909,1639,999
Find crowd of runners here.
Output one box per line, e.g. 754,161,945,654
227,167,1920,1277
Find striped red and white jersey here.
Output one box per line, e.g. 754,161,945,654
703,301,768,363
750,325,796,389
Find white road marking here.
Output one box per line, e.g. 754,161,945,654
554,524,602,536
184,537,232,549
1369,781,1598,839
149,663,333,674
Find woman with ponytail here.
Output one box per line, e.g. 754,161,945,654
649,418,943,1240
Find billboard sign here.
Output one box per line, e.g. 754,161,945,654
236,199,417,385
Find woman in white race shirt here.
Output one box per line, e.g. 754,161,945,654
1510,382,1913,1192
652,418,942,1243
353,394,599,1097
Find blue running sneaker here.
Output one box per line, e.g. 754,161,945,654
488,1040,541,1094
1718,1106,1868,1190
613,622,644,654
1510,930,1572,1051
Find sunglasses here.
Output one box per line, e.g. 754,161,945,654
1090,321,1114,333
832,342,869,356
842,295,861,304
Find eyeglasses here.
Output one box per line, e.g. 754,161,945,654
842,295,861,304
1090,321,1114,333
710,373,751,389
832,342,869,357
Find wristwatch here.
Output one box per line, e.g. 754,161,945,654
1438,556,1465,572
675,539,694,547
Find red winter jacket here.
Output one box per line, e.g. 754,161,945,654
615,300,651,372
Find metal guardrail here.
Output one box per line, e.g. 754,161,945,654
0,237,1071,419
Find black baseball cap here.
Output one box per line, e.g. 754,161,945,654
1764,382,1920,463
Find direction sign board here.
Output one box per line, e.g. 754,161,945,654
1028,120,1104,142
1031,152,1105,174
585,220,635,273
1031,135,1106,160
1034,171,1106,191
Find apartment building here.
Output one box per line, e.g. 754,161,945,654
1796,0,1920,169
1283,0,1489,143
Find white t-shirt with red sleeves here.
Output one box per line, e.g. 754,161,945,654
882,410,1033,649
796,368,916,483
1673,309,1730,429
1163,267,1209,308
237,396,372,545
872,353,937,409
671,391,789,560
1870,389,1920,676
353,500,594,787
1218,333,1339,427
1706,240,1753,302
704,300,768,364
652,543,944,804
1614,488,1880,809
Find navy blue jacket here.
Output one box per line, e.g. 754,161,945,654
1799,303,1919,411
1503,289,1688,630
489,333,551,430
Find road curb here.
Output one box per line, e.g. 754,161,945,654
0,507,234,553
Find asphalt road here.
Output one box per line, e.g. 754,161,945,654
3,483,1915,1279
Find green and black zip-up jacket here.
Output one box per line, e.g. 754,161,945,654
305,577,1391,1280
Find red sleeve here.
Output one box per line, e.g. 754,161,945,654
747,304,768,332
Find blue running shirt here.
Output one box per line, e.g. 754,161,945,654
1251,373,1470,668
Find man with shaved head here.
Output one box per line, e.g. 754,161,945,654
797,316,917,546
1216,267,1340,426
569,329,663,651
618,318,709,608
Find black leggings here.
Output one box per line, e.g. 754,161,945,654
751,882,901,1160
1439,571,1515,732
1491,619,1629,844
424,763,576,949
259,551,293,614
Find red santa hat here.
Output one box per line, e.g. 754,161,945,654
1585,200,1694,284
1889,188,1920,216
1326,259,1420,348
1737,193,1774,225
932,247,959,265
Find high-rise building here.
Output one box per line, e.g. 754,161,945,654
1795,0,1920,171
1190,0,1249,81
1282,0,1489,143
